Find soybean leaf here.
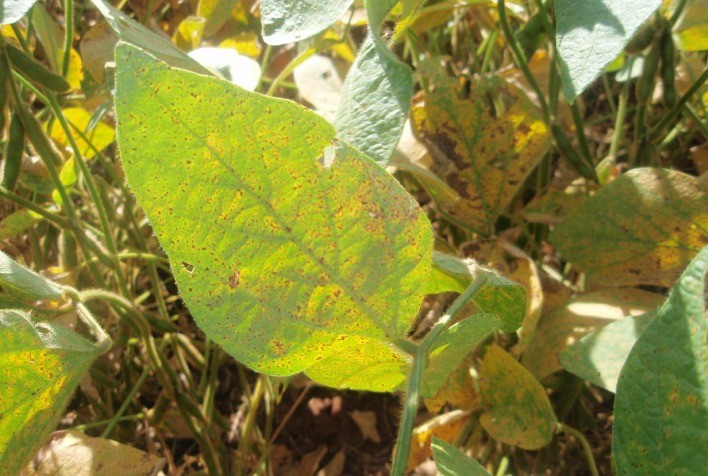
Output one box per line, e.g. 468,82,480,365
522,288,664,382
260,0,354,45
432,437,491,476
613,247,708,474
427,252,526,332
30,430,166,475
555,0,662,101
0,208,43,240
46,107,115,160
114,44,432,392
480,345,557,450
412,58,551,234
0,0,37,24
0,250,63,300
0,310,102,476
560,309,657,393
549,168,708,287
89,0,208,74
421,313,502,398
334,0,412,166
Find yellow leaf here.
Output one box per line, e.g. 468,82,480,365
47,108,115,160
172,16,206,51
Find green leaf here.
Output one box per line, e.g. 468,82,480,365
260,0,354,45
549,168,708,287
427,252,526,332
334,0,412,166
432,437,491,476
480,345,557,450
114,43,432,392
613,247,708,474
0,310,102,476
560,310,657,393
0,208,43,240
89,0,208,74
522,288,664,382
0,250,64,300
412,58,551,234
421,313,502,398
555,0,662,101
0,0,37,25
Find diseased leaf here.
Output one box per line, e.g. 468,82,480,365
0,250,64,300
480,345,557,450
0,208,43,240
427,253,526,332
560,310,657,393
522,288,664,381
613,247,708,474
0,310,102,476
412,58,551,234
424,362,478,413
0,0,37,25
334,0,412,166
260,0,353,45
555,0,663,100
114,43,432,392
550,168,708,287
408,410,471,470
432,437,491,476
28,430,166,476
421,313,502,398
89,0,208,74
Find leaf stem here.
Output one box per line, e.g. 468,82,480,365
391,276,487,476
558,422,600,476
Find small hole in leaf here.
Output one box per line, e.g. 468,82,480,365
181,261,195,273
228,270,240,289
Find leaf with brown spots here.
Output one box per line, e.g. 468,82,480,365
479,345,557,450
412,57,551,234
550,168,708,287
0,310,102,476
114,44,432,392
613,247,708,474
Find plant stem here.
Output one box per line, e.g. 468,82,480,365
558,423,600,476
391,276,487,476
62,0,74,77
652,69,708,137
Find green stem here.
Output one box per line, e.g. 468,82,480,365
570,102,596,176
61,0,74,78
558,423,600,476
75,302,112,353
651,69,708,137
391,276,487,476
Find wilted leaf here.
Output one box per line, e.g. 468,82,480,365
114,44,432,392
26,430,166,476
613,247,708,474
555,0,663,100
334,0,412,167
480,345,557,450
424,361,478,413
560,309,657,393
432,437,491,476
550,168,708,287
260,0,354,45
412,58,551,234
0,310,102,476
408,410,471,469
47,108,115,160
674,0,708,51
80,22,118,85
522,288,664,381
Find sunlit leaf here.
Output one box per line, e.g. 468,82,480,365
260,0,354,45
432,437,491,476
47,107,115,160
522,288,664,381
0,0,38,25
51,156,77,206
172,16,206,51
0,208,44,240
408,410,471,470
0,310,102,476
480,345,557,450
198,0,239,37
613,247,708,474
549,168,708,287
412,58,551,234
0,250,63,300
555,0,662,100
560,309,657,393
114,43,432,391
26,430,166,475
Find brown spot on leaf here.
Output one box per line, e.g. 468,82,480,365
228,270,240,289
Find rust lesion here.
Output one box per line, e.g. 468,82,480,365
228,269,240,289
